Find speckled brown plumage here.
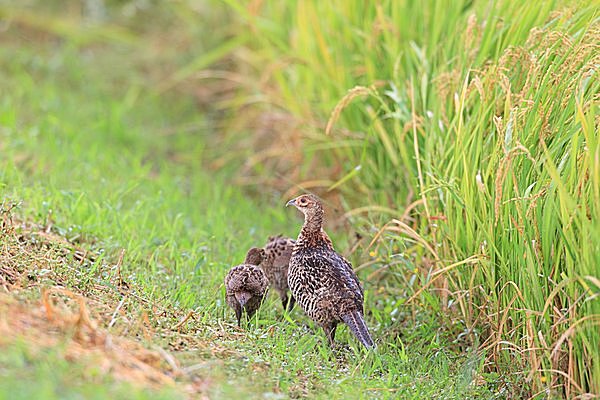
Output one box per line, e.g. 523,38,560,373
224,247,269,326
261,235,296,310
286,194,375,348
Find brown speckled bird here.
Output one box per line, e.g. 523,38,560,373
225,247,269,326
261,235,296,311
286,194,375,349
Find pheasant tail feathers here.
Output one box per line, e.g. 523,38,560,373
341,311,376,349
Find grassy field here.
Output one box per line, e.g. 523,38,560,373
0,0,598,399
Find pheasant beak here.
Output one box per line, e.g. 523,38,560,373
286,199,296,207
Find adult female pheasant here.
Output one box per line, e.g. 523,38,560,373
286,194,375,348
224,247,269,327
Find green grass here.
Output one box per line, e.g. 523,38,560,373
218,0,600,397
0,3,504,399
0,341,180,400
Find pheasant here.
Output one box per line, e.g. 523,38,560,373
261,235,296,311
224,247,269,327
286,194,375,349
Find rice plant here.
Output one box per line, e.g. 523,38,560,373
225,1,600,396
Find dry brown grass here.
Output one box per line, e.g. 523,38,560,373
0,292,182,390
0,206,215,398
